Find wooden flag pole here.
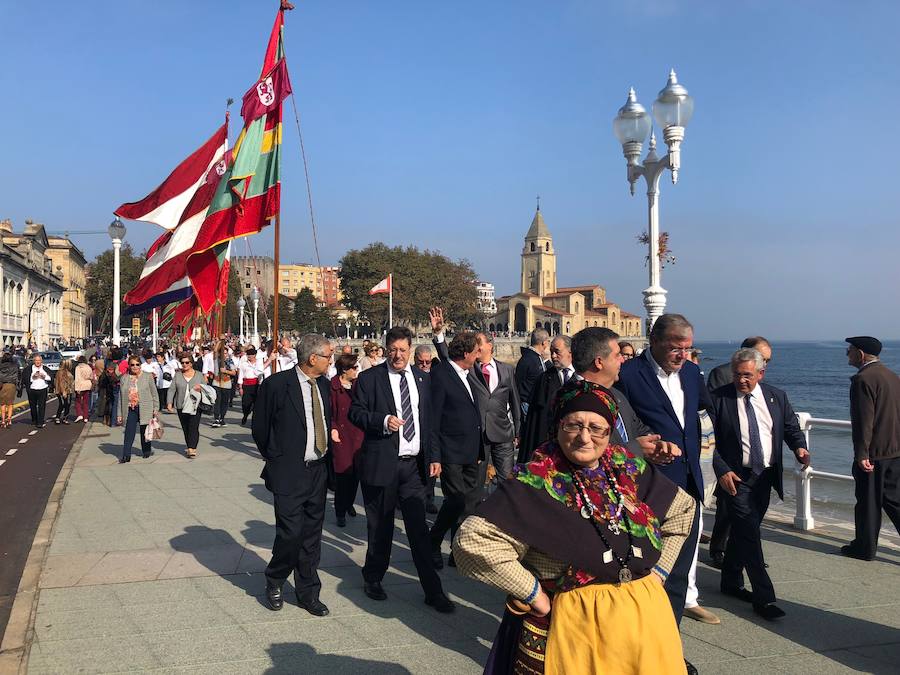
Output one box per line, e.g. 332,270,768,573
272,211,280,372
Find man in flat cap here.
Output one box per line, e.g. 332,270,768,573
843,336,900,560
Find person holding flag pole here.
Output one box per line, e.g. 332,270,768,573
369,274,392,330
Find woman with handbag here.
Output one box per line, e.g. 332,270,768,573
0,353,19,428
210,339,236,427
117,357,159,463
167,354,206,458
54,360,76,424
74,356,94,422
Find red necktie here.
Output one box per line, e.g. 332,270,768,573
481,362,491,389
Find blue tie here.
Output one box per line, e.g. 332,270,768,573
744,394,765,475
399,372,416,442
615,415,628,443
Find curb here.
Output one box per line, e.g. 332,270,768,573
0,419,90,674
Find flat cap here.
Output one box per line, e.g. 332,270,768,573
845,336,882,356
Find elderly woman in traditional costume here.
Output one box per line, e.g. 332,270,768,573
455,380,695,675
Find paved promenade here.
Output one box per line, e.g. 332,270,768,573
3,405,900,674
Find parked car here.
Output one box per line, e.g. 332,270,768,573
38,351,63,373
59,345,83,360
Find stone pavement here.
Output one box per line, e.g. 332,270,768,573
9,405,900,674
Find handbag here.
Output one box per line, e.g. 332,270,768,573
145,415,164,441
162,372,173,381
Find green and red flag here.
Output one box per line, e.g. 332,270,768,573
186,6,291,311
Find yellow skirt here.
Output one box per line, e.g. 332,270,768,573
543,575,685,675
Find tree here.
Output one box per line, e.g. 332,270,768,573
222,265,244,334
85,244,146,333
338,243,479,330
293,288,333,335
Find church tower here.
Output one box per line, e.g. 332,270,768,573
520,204,557,295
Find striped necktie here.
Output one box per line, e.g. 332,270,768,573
399,371,416,442
744,394,765,474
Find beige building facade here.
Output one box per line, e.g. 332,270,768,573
46,235,88,340
233,256,342,307
488,209,643,339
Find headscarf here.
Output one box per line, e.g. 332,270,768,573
550,379,618,433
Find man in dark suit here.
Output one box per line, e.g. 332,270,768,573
519,335,572,462
710,348,809,620
428,328,484,569
843,335,900,560
514,327,550,420
706,337,773,568
348,326,453,612
615,315,712,648
252,334,335,616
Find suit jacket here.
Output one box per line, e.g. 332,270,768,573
519,367,565,460
615,352,711,494
430,357,483,465
849,361,900,462
709,382,806,499
609,387,654,457
706,362,732,393
515,347,546,409
348,362,433,487
433,338,520,444
252,368,332,495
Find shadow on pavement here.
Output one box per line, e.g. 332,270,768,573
265,642,412,674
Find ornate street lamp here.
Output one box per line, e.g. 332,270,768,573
107,217,127,346
237,296,246,342
250,285,260,348
613,69,693,332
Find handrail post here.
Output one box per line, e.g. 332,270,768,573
794,468,815,531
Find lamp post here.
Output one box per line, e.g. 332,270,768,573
237,296,246,342
613,69,693,333
250,286,260,348
107,217,127,346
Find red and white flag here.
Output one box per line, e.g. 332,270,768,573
240,58,293,127
369,276,391,295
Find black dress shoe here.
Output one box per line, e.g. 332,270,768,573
840,544,874,561
685,659,699,675
425,501,438,514
336,516,346,528
753,602,786,620
118,457,129,464
296,597,329,616
708,551,724,569
721,586,754,603
425,593,455,613
265,582,284,611
142,450,154,458
364,581,387,601
347,505,357,517
431,549,444,570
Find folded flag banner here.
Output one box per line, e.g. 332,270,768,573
369,274,393,328
369,276,391,295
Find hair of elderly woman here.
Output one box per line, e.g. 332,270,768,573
730,348,765,372
335,353,358,376
297,334,331,363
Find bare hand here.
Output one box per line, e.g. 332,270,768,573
719,471,743,496
530,588,551,617
429,306,445,334
796,448,811,470
117,416,123,424
429,462,442,478
167,405,174,413
331,429,341,443
639,435,681,464
858,458,875,473
192,384,202,392
386,415,405,432
513,436,519,448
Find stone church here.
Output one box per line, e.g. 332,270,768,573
487,208,644,339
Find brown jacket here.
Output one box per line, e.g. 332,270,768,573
850,361,900,462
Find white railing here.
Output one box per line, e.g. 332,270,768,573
792,412,854,531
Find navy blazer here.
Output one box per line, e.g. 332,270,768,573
251,368,332,495
348,362,433,487
709,382,807,500
430,358,483,465
615,352,711,495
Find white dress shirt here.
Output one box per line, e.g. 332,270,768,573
646,350,685,429
450,359,474,401
736,384,774,468
201,352,215,376
154,361,174,389
238,359,265,384
296,368,328,462
558,365,573,386
480,359,498,393
383,366,421,457
278,348,298,372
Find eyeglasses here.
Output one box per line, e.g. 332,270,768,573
129,363,141,368
666,347,694,355
559,422,611,439
180,360,192,365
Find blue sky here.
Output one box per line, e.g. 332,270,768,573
2,1,899,339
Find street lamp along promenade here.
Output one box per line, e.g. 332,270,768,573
237,296,246,342
107,217,127,347
613,69,693,333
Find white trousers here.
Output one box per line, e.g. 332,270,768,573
684,510,702,608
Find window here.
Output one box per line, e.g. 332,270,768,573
545,242,549,252
245,283,251,289
530,242,535,252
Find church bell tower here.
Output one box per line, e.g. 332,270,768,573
520,203,557,295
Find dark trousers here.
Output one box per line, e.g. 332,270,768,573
213,386,230,421
487,440,516,484
720,467,775,605
709,486,731,556
27,388,48,426
56,394,72,420
851,457,900,557
334,469,359,518
177,410,201,449
361,457,442,598
122,407,151,460
664,474,700,625
266,461,328,602
430,461,487,551
425,475,436,507
241,383,259,422
157,388,168,410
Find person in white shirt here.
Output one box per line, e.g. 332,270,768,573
23,354,51,427
237,347,266,425
201,345,215,383
277,337,298,371
154,352,175,410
